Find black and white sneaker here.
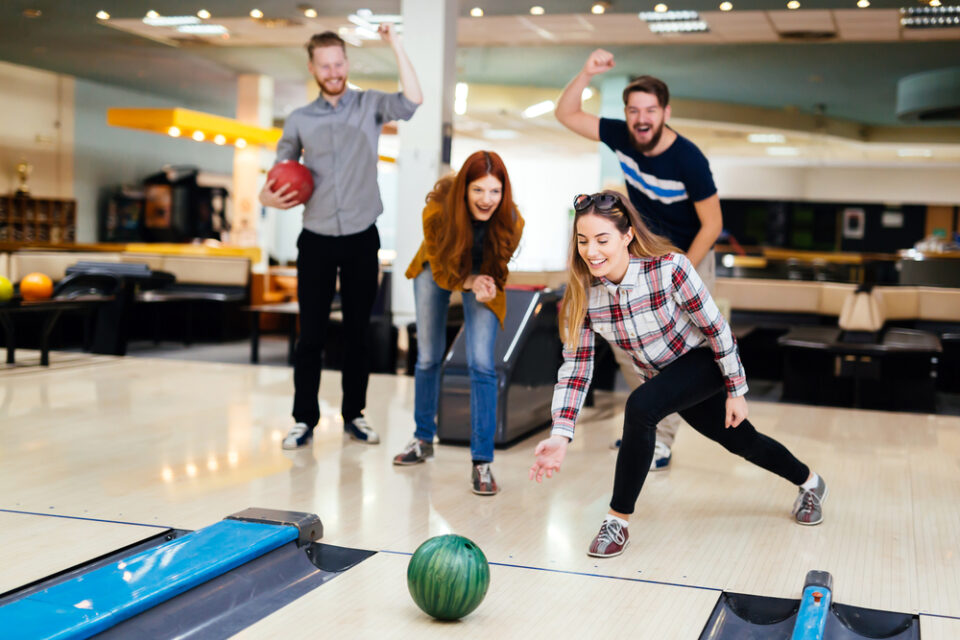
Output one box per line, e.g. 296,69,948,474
344,416,380,444
282,422,313,450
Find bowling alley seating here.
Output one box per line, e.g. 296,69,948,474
717,277,955,412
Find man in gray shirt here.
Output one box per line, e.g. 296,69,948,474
260,26,421,450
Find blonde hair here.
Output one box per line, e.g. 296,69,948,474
560,190,678,350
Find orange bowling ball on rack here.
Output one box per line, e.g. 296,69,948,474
20,272,54,301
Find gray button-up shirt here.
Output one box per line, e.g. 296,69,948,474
276,89,419,236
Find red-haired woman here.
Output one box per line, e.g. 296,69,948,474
393,150,524,495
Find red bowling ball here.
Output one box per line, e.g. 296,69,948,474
267,160,314,206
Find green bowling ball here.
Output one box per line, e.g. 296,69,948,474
407,534,490,620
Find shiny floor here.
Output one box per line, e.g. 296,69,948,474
1,351,959,638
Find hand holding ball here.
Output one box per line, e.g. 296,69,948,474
266,161,314,207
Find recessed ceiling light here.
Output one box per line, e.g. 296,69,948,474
929,0,941,5
582,87,594,100
236,138,247,149
655,3,669,12
767,146,800,156
857,0,869,6
470,7,484,17
146,10,159,19
787,0,800,8
250,8,263,18
304,8,318,18
897,148,932,157
167,126,181,137
192,131,205,142
22,9,42,18
197,9,211,19
719,1,733,10
530,5,545,14
178,24,228,34
214,134,227,145
591,3,608,14
522,100,555,119
96,10,110,20
748,133,786,143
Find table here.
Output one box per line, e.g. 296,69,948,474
244,302,301,365
0,295,113,366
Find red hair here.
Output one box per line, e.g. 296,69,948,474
427,150,520,286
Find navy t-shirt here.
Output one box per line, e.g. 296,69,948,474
599,117,717,252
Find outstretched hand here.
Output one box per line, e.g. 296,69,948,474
529,435,569,483
583,49,615,76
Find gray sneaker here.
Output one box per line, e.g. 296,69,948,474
393,438,434,465
793,475,828,525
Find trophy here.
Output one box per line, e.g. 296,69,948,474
15,160,33,197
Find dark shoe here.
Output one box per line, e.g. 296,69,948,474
793,475,828,526
587,519,629,558
471,463,499,495
344,416,380,444
393,438,434,465
282,423,313,450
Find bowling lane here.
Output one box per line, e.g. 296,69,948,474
920,615,960,640
0,511,168,594
233,551,721,639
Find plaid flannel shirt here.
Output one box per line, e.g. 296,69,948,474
551,253,747,441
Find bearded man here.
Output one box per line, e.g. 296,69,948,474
260,26,422,450
555,49,723,467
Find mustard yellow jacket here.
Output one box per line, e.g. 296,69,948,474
405,199,524,326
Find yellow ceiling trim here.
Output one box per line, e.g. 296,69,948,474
106,107,282,148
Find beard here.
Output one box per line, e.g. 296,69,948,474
318,76,347,97
630,120,665,153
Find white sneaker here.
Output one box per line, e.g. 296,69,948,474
650,441,672,471
282,422,313,450
344,416,380,444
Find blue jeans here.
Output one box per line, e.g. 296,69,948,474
413,266,499,462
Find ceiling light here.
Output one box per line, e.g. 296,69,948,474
582,87,594,100
522,100,555,118
897,148,932,157
930,0,942,5
96,10,110,20
530,5,545,14
640,10,698,20
591,3,609,14
857,0,869,6
748,133,786,143
192,131,205,142
767,146,800,156
143,15,200,26
649,20,709,32
177,24,228,34
787,0,800,8
250,9,263,18
655,3,669,12
214,134,226,145
304,8,318,18
470,7,484,17
235,138,247,149
719,1,733,10
22,9,42,18
146,10,159,19
167,126,181,137
197,9,211,19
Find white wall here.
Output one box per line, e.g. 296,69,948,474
0,60,74,199
713,159,960,205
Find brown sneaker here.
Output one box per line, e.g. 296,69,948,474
587,519,629,558
393,438,434,466
471,463,499,495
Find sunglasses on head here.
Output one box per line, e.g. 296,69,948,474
573,193,622,212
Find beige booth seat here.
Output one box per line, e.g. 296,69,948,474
8,252,122,282
0,252,9,279
717,277,960,323
120,254,249,287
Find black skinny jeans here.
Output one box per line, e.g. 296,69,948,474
611,347,810,515
293,225,380,427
